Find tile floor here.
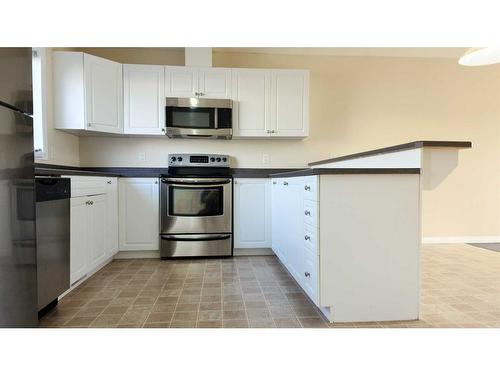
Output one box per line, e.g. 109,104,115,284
39,243,500,328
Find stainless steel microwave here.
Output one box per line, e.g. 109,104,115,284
165,98,233,139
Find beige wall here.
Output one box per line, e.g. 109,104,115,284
49,48,500,238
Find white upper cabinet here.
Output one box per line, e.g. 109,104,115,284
53,51,123,134
123,64,165,135
234,178,271,249
165,66,231,98
232,68,309,138
271,70,309,137
165,66,198,98
198,68,231,98
231,69,271,137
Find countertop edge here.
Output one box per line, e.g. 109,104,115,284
269,168,421,177
308,140,473,166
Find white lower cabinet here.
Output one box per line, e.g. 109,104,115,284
68,176,119,285
70,196,89,284
118,178,159,251
271,176,321,305
234,178,271,249
105,178,119,257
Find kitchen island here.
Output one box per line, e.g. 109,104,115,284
269,141,471,323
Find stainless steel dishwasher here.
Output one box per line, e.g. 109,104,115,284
35,177,71,317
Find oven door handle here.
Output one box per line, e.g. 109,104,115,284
161,178,231,186
161,234,231,241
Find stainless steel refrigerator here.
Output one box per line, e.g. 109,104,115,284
0,48,38,327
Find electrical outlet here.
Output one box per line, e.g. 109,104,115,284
262,153,270,165
138,152,146,162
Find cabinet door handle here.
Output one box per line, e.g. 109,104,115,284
272,181,276,185
304,185,311,191
107,181,112,184
304,210,311,216
283,181,288,186
85,201,90,205
305,272,311,278
162,128,166,132
90,201,94,205
198,92,204,96
155,180,158,184
304,235,310,241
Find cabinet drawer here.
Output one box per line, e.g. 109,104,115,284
303,199,318,228
302,250,319,304
303,223,318,254
64,176,108,198
302,176,318,201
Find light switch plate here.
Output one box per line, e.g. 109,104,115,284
262,153,270,165
138,152,146,162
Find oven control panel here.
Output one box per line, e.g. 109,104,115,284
168,154,230,167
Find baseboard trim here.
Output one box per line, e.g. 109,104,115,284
234,248,274,256
114,250,160,259
422,236,500,244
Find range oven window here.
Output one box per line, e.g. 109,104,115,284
169,186,223,217
166,107,215,129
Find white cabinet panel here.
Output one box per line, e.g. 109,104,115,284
271,179,286,263
53,51,123,134
84,54,123,133
232,69,271,137
234,178,271,249
123,64,165,135
165,66,198,98
271,70,309,137
70,197,88,284
198,68,231,98
88,194,107,269
119,178,159,251
105,178,119,257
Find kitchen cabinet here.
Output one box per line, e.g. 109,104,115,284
53,51,123,134
87,194,107,270
234,178,271,249
105,178,119,257
232,68,309,138
231,69,271,137
123,64,165,135
165,66,231,99
119,178,159,251
70,196,88,285
67,176,119,285
271,70,309,137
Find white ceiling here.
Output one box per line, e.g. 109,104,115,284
212,47,468,59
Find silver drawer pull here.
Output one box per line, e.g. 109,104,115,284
304,185,311,191
304,235,310,241
283,181,288,186
305,272,311,278
107,181,112,184
272,181,277,185
304,210,311,216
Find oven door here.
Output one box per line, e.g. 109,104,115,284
160,177,232,234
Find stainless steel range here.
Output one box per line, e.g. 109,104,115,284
160,154,232,258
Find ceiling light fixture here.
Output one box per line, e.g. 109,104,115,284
458,47,500,66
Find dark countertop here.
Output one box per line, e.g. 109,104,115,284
269,168,421,178
35,164,300,178
308,140,473,166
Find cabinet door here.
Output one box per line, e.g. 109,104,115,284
70,197,88,285
119,178,159,251
105,178,119,257
231,69,271,137
123,64,165,135
282,178,304,281
271,179,286,263
271,70,309,137
84,54,123,133
234,178,271,249
198,68,231,98
165,66,198,98
88,194,107,270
